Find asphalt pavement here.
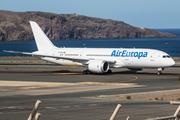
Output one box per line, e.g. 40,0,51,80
0,60,180,120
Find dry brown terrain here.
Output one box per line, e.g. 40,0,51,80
0,10,177,41
96,89,180,101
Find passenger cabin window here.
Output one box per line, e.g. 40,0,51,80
162,55,170,58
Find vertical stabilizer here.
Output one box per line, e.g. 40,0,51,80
29,21,56,51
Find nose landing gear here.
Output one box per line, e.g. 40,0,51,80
157,71,162,75
157,68,164,75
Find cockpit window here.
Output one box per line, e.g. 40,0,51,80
162,55,170,58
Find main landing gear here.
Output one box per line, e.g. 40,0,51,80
83,70,90,74
157,68,164,75
83,69,112,74
107,69,112,73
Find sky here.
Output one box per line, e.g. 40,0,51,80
1,0,180,29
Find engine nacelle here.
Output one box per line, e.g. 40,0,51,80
88,60,109,73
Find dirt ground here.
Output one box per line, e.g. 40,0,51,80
97,89,180,101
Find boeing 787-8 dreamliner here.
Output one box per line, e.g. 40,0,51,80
4,21,175,75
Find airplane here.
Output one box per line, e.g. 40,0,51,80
4,21,175,75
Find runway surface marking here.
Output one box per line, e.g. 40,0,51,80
118,75,138,83
54,73,138,83
0,80,71,86
17,82,137,90
0,80,137,90
54,73,80,75
0,74,138,90
46,107,57,109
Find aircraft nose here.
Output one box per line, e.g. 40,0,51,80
169,59,175,66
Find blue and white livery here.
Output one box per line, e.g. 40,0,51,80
4,21,175,75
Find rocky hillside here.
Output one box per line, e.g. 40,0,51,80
0,10,177,41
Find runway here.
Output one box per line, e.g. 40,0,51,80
0,60,180,119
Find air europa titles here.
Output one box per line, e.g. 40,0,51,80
111,50,148,59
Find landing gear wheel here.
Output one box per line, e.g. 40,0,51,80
157,71,162,75
157,68,163,75
83,70,88,74
83,70,91,74
107,69,112,73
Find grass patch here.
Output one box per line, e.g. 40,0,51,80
119,96,124,99
155,97,159,100
126,96,131,100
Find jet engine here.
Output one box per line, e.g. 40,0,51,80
88,60,109,73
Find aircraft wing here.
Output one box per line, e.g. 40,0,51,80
4,50,116,63
4,50,89,61
4,50,36,56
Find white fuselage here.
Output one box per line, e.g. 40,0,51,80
38,47,175,69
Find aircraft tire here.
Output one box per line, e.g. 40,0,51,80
157,71,162,75
83,70,88,74
107,69,112,73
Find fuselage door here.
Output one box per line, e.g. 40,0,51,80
150,53,156,61
80,52,85,57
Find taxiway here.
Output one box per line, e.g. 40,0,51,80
0,58,180,120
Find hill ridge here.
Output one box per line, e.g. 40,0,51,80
0,10,177,41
